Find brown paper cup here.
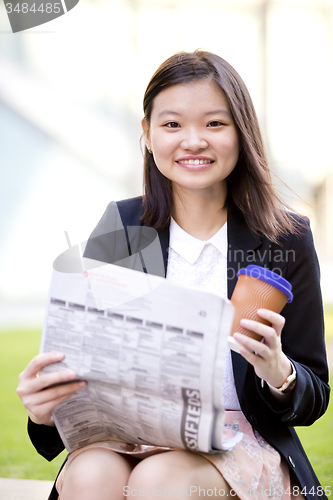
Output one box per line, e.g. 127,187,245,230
228,266,293,353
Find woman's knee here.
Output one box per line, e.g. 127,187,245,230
127,451,228,496
60,449,135,499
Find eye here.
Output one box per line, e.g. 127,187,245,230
165,122,180,128
207,121,224,127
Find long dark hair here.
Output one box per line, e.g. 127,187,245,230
142,50,303,242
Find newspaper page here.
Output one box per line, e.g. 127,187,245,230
40,259,234,454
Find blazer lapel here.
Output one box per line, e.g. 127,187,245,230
227,203,263,299
157,226,170,278
227,204,264,396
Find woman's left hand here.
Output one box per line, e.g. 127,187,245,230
233,309,292,388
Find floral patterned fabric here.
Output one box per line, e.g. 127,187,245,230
203,411,302,500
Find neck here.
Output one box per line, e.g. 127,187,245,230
172,185,227,240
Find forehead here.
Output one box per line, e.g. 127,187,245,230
150,79,231,117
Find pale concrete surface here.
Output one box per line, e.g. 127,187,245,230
0,478,53,500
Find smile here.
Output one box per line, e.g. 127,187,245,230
177,159,214,165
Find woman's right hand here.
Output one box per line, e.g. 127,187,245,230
16,351,86,427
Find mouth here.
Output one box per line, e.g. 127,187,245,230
176,159,214,166
176,155,215,171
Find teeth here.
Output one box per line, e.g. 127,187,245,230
178,159,213,165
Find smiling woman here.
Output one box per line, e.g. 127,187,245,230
17,50,330,500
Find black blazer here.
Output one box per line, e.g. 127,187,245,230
28,196,330,500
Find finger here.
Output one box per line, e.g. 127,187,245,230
26,368,78,395
20,352,65,380
17,369,78,402
233,333,268,367
29,387,85,425
27,380,87,407
256,309,285,334
233,332,268,358
240,318,277,344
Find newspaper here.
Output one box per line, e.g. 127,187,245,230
40,258,236,454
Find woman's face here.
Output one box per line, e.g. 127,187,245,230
142,79,239,198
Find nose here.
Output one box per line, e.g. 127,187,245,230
181,127,208,152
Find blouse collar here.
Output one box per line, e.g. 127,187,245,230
169,217,227,265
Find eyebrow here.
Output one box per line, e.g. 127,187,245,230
205,108,231,117
158,108,231,118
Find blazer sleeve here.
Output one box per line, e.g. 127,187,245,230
28,418,65,461
257,219,330,426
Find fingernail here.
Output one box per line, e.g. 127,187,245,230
64,370,76,376
53,352,64,359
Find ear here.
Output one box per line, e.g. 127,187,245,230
141,118,150,146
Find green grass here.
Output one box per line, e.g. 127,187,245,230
0,328,66,480
0,327,332,485
324,306,333,341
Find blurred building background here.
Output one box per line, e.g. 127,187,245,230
1,0,333,328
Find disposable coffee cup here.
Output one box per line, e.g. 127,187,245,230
228,265,293,353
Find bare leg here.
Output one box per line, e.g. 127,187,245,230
127,450,238,499
59,449,138,500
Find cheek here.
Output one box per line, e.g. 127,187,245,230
219,134,239,160
151,132,178,159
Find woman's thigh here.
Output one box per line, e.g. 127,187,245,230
127,450,236,499
59,448,139,500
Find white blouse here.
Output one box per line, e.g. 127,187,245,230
166,217,241,411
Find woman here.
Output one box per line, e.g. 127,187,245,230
17,51,330,500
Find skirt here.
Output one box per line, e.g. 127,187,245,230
56,410,301,500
